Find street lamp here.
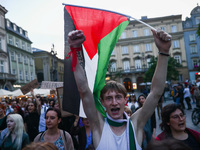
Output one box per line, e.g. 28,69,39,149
50,44,57,81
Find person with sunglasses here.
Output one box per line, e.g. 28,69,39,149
156,103,200,150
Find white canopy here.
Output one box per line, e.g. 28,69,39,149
0,89,13,97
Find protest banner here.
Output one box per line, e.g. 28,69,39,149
20,79,39,95
40,81,63,90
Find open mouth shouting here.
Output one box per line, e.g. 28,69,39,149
111,108,120,115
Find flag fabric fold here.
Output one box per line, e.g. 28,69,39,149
63,4,129,117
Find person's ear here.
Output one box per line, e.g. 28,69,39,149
100,97,105,107
58,118,61,124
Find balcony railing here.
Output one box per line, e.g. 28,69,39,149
0,73,17,81
109,67,148,75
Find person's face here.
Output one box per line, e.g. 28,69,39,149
27,98,32,103
168,109,186,133
0,107,4,116
82,118,90,127
50,101,54,106
54,103,59,110
101,90,127,120
45,110,61,129
28,103,35,113
13,107,18,113
7,116,16,131
138,96,146,106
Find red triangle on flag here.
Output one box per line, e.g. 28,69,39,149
65,5,129,60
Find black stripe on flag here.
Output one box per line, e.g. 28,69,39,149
63,7,81,116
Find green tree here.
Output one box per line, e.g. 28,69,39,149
197,23,200,37
144,56,182,82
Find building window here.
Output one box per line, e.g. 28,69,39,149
132,30,137,37
192,59,199,68
0,38,2,50
144,29,149,36
147,58,151,68
195,17,200,25
20,28,23,34
171,25,177,33
24,56,27,64
19,70,23,80
110,61,117,72
31,72,33,81
8,35,13,45
161,26,166,31
178,74,183,82
25,31,28,37
30,58,33,65
27,45,30,52
25,71,29,81
22,41,25,50
173,40,179,48
189,34,196,42
12,69,16,75
190,45,197,54
7,20,10,27
122,46,128,54
0,60,4,73
121,32,126,39
18,54,21,62
123,60,130,72
15,38,19,47
13,24,17,31
133,45,140,53
135,59,141,69
11,51,15,61
174,55,181,64
145,43,151,51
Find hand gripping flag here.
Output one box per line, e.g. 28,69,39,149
63,4,130,117
63,5,137,150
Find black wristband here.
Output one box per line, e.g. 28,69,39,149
158,52,170,56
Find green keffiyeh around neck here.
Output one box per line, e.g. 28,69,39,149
106,113,136,150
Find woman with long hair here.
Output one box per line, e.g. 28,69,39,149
1,113,29,150
24,101,40,142
136,94,156,149
34,108,74,150
156,103,200,150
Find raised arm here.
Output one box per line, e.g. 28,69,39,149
131,29,171,144
68,30,103,127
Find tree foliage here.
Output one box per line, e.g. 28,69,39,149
144,56,182,82
197,23,200,37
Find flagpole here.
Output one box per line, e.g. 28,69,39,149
130,17,157,31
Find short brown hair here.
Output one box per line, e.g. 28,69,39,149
22,142,58,150
100,80,127,100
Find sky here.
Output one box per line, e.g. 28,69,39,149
1,0,199,59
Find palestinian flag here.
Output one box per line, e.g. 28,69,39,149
63,4,130,117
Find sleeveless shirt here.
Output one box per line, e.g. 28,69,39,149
96,118,142,150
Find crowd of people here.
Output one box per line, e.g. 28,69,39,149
0,29,199,150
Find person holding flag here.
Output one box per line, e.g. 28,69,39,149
68,28,171,150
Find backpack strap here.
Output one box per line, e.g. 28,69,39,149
39,131,45,141
63,130,67,141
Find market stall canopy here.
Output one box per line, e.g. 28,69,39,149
12,89,23,97
25,89,51,97
0,89,13,97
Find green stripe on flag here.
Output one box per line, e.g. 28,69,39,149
93,20,129,117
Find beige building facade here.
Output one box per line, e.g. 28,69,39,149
108,15,188,92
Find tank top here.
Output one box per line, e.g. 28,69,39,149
96,118,142,150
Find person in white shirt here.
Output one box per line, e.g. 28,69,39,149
183,85,192,110
68,29,171,150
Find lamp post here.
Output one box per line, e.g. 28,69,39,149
50,44,57,81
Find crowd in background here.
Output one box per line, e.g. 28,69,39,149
0,81,200,150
